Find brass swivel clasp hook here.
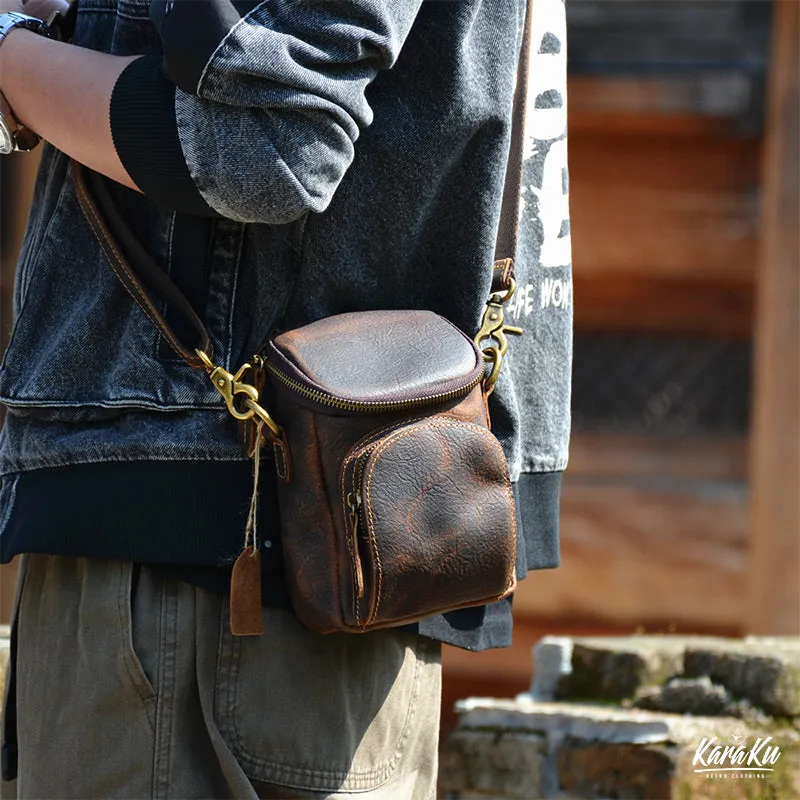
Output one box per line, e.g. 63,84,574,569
196,349,283,440
474,278,524,390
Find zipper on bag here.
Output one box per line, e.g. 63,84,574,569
262,357,482,414
344,444,378,622
340,423,404,622
346,489,365,600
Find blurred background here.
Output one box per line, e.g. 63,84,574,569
1,0,797,741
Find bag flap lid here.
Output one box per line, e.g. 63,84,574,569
265,310,483,408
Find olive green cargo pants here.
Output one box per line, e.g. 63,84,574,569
1,555,441,799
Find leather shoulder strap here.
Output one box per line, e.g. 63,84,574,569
494,0,533,273
73,0,535,366
73,164,212,368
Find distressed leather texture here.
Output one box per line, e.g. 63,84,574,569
268,310,483,406
343,416,517,629
267,314,518,634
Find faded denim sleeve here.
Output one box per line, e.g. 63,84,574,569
173,2,424,224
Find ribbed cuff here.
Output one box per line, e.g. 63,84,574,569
110,55,219,216
516,471,562,571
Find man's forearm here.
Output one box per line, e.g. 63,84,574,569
0,28,141,191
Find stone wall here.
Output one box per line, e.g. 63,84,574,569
440,636,800,799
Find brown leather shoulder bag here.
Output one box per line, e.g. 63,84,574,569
72,0,534,636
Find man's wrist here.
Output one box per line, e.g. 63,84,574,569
0,13,51,91
0,22,49,149
0,25,28,98
0,22,26,71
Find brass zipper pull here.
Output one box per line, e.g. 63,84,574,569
347,491,365,599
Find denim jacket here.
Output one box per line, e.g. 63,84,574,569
0,0,572,635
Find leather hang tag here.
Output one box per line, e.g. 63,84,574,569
230,546,264,636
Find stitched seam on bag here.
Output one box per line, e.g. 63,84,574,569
340,415,431,478
357,574,515,628
469,421,519,597
364,418,468,624
364,417,516,625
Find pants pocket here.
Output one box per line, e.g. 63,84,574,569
119,562,158,712
215,606,439,794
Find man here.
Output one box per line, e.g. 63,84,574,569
0,0,572,797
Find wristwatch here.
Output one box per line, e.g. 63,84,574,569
0,10,53,43
0,12,55,155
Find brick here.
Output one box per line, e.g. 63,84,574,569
439,729,545,799
684,639,800,717
562,636,726,702
450,696,800,799
557,739,676,799
634,676,733,717
446,638,800,798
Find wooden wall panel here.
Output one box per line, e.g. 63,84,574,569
512,435,748,631
566,124,760,336
573,275,753,338
570,77,759,128
566,2,771,95
569,132,760,283
514,480,747,630
747,0,800,635
568,434,748,482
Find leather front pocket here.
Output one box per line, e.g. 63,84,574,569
339,415,517,630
